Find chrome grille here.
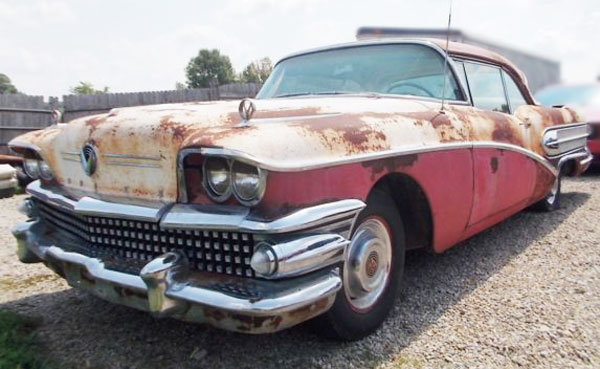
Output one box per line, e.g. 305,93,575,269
36,200,256,278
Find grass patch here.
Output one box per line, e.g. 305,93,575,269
0,310,56,369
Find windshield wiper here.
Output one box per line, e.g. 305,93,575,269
273,91,354,98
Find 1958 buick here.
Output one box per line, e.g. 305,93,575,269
9,39,591,340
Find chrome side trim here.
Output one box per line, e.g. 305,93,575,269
26,181,77,211
264,234,349,279
103,154,161,161
195,141,558,175
161,199,366,234
542,123,588,157
104,161,162,168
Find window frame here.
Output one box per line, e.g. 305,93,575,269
454,57,531,114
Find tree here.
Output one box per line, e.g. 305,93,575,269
240,58,273,84
0,73,18,94
185,49,235,88
175,82,186,90
70,81,109,95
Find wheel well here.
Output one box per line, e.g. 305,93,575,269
370,174,433,251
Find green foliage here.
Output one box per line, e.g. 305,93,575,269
0,310,56,369
0,74,18,94
69,81,109,95
185,49,235,88
240,58,272,84
174,81,187,91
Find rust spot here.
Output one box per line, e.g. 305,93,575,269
86,115,108,134
158,116,188,141
286,297,330,321
204,307,226,322
491,115,523,146
361,154,419,176
490,157,499,173
531,163,555,203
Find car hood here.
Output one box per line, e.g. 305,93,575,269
9,96,497,203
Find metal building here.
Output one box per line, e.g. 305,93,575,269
356,27,560,93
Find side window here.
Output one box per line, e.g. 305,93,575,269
502,70,528,112
464,62,509,113
453,60,469,93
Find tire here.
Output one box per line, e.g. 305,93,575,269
316,189,406,340
531,173,561,212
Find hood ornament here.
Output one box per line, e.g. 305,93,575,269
238,98,256,126
80,143,97,176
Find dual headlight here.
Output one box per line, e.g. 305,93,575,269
23,156,53,180
203,157,267,206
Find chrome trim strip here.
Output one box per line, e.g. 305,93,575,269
263,234,349,279
7,141,51,163
26,181,77,211
194,141,558,175
26,181,166,222
544,133,589,149
75,196,165,222
161,199,366,234
542,122,588,132
558,148,591,171
104,161,162,168
103,154,161,161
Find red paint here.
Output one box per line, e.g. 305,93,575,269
588,139,600,156
468,149,535,227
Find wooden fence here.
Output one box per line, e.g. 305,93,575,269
62,83,262,122
0,83,262,155
0,94,59,155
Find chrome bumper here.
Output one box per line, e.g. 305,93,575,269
13,183,366,333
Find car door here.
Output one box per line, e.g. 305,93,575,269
460,61,536,227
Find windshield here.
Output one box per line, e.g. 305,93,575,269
535,84,600,107
256,44,465,101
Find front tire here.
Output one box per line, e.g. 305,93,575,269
317,189,405,340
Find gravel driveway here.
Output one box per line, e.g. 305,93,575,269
1,173,599,369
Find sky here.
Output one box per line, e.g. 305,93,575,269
1,0,599,98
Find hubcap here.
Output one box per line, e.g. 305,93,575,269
343,218,392,312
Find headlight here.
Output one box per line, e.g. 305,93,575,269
232,161,267,205
203,157,231,201
23,158,40,179
38,160,53,180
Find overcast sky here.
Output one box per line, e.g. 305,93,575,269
1,0,599,97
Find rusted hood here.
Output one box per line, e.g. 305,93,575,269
10,96,549,203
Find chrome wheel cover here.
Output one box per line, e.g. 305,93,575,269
343,218,392,312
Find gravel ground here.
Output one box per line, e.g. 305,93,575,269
1,172,599,369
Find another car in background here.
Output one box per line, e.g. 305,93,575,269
536,83,600,164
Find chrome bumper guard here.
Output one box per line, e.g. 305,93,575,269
13,183,366,333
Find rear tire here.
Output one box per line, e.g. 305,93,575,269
316,189,405,341
531,173,561,212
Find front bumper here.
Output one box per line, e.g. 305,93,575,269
12,182,365,333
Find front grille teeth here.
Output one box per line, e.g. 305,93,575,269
36,199,256,278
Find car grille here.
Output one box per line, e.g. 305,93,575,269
36,199,256,278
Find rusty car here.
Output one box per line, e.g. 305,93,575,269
8,39,592,340
536,83,600,165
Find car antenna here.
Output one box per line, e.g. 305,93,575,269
440,0,453,114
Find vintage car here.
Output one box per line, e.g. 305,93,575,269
9,39,592,340
536,83,600,164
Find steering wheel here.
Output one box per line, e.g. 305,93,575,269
386,82,435,97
